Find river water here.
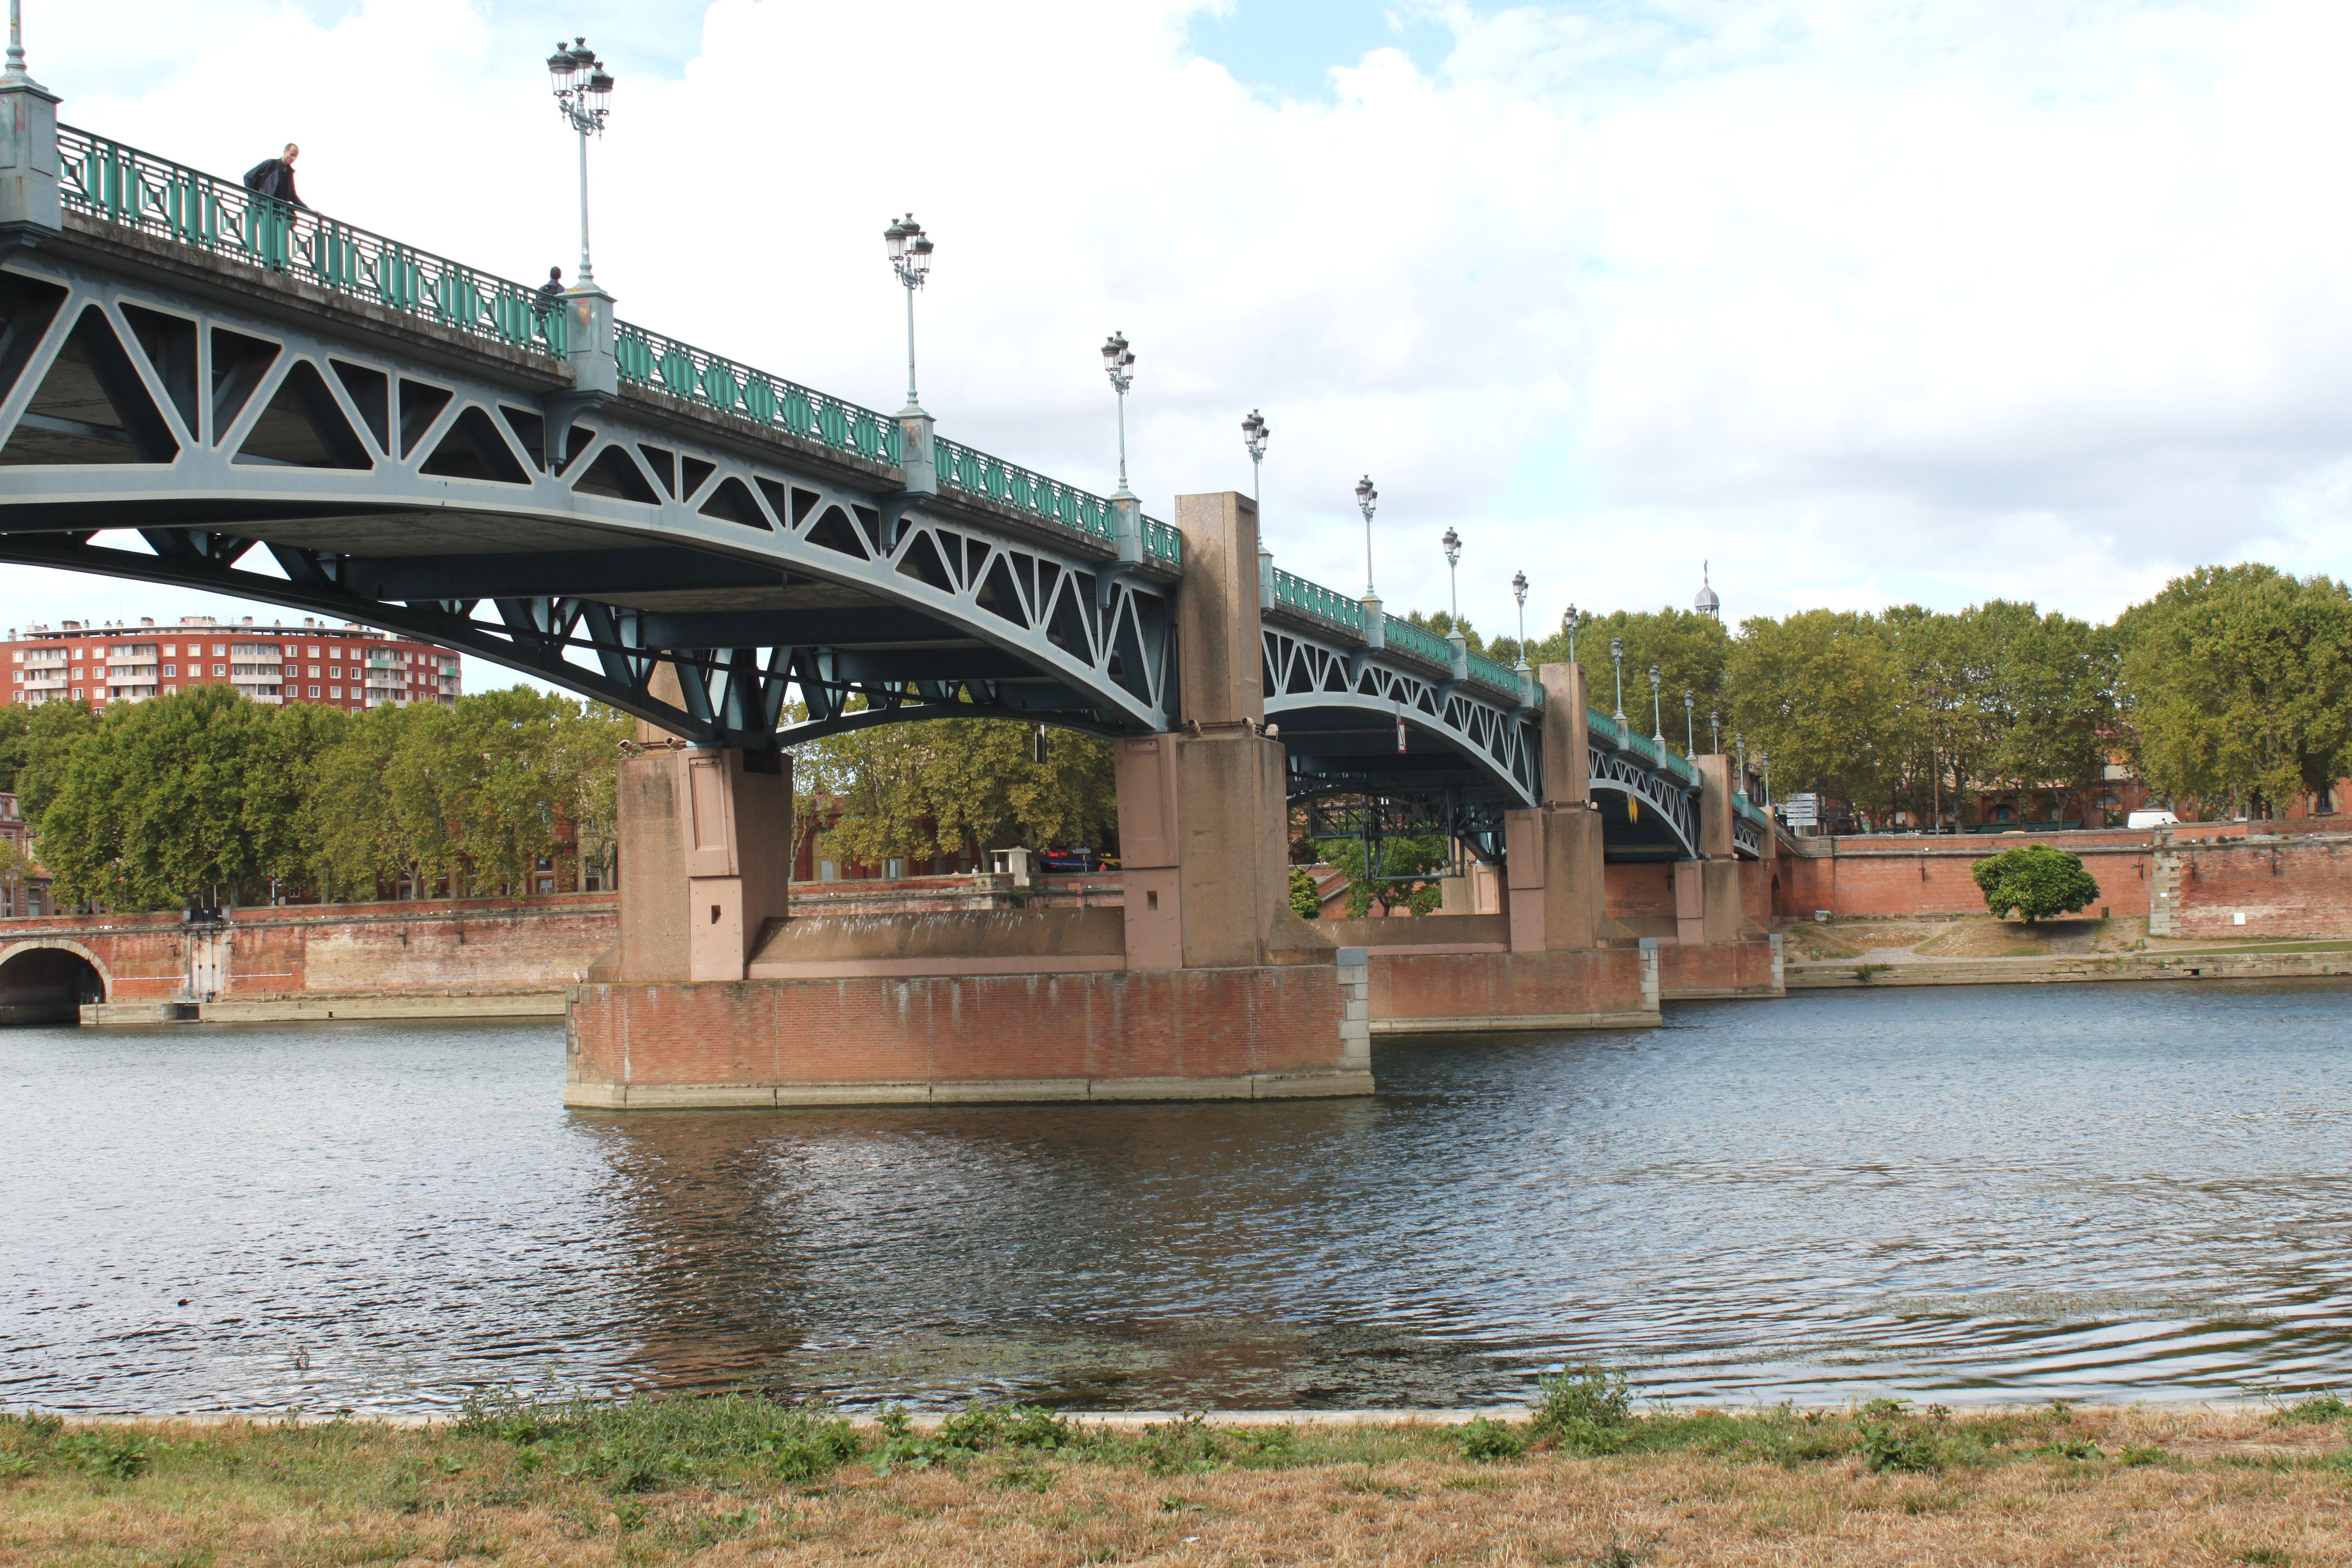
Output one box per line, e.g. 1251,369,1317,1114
5,979,2350,1415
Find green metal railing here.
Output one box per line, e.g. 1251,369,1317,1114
616,322,899,466
1588,707,1623,746
1465,648,1523,698
931,438,1180,565
1140,516,1184,567
59,127,566,359
1269,568,1366,633
1382,615,1454,669
935,437,1112,540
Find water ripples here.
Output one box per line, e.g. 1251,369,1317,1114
3,980,2351,1412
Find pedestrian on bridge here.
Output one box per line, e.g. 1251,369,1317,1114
536,266,564,320
240,143,306,209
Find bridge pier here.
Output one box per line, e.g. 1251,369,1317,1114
565,491,1370,1110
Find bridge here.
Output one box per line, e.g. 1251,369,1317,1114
0,65,1785,1105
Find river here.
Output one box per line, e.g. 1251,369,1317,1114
4,978,2349,1414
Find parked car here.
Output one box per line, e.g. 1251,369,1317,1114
2126,809,2180,829
1037,847,1098,874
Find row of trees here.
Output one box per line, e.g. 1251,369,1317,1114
0,685,627,910
1443,562,2352,825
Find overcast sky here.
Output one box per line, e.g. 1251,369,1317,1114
15,0,2352,684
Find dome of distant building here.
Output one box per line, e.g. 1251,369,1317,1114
1694,561,1720,619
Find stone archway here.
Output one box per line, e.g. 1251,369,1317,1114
0,940,110,1024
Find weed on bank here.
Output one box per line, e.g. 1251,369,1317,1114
1,1377,2349,1565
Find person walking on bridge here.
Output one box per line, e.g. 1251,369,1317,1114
241,144,306,209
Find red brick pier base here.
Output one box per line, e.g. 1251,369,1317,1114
564,960,1373,1109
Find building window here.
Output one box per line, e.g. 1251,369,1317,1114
162,664,175,677
70,688,80,699
308,685,320,698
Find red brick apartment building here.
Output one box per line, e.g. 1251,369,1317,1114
3,615,461,712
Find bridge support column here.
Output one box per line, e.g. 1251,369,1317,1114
0,49,62,246
1653,754,1783,1000
565,491,1369,1109
611,730,793,984
1503,661,1609,954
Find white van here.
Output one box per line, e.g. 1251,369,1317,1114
2126,809,2179,829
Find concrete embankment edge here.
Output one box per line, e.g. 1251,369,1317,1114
1786,947,2352,989
85,992,567,1025
563,1071,1378,1110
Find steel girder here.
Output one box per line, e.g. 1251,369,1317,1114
0,252,1175,746
1261,625,1541,806
1587,740,1703,859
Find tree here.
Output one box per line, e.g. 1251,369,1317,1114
2117,565,2352,818
1288,866,1323,919
797,712,1116,870
40,686,325,909
1724,610,1906,813
7,699,98,829
1502,607,1734,753
1317,833,1449,917
1971,844,2101,923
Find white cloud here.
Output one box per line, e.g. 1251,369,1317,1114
14,0,2352,674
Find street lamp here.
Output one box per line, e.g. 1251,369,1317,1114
883,214,933,414
1649,664,1664,747
1101,331,1135,498
1610,636,1626,727
1683,689,1695,754
1759,750,1772,806
1711,707,1721,754
1241,409,1269,519
545,36,613,288
1356,475,1378,597
1562,604,1581,664
1441,527,1462,627
1511,570,1530,670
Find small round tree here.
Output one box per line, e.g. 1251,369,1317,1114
1971,844,2102,924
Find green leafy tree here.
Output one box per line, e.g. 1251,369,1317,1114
1317,833,1449,917
1724,609,1906,814
2117,565,2352,818
40,686,326,909
1972,844,2101,923
1502,607,1734,754
8,698,98,829
798,713,1116,869
1288,866,1323,918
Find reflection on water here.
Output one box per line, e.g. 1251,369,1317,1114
4,979,2351,1413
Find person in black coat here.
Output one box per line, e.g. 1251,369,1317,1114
241,144,305,209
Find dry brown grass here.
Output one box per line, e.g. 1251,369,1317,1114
2,1401,2347,1567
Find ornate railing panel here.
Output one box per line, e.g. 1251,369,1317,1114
1465,648,1523,698
1141,516,1183,567
1382,614,1453,668
615,322,900,466
59,127,566,359
933,436,1112,540
1269,568,1366,634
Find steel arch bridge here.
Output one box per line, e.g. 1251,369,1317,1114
0,122,1731,860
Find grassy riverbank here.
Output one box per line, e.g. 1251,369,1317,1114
5,1382,2350,1566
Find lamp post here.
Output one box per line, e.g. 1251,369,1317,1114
1101,331,1135,498
1760,750,1772,807
1683,689,1695,754
1649,664,1664,747
1736,735,1747,793
1511,570,1530,670
1241,408,1269,516
545,37,613,288
1562,604,1581,664
1610,636,1626,727
1711,707,1720,755
1441,527,1462,627
1356,475,1378,597
883,214,933,414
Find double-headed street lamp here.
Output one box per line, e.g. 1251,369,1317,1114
1610,637,1626,727
1684,689,1696,754
1441,527,1462,627
1649,664,1665,747
884,214,934,413
1241,409,1269,517
545,37,614,288
1563,604,1582,664
1512,570,1530,671
1356,475,1378,597
1102,332,1136,498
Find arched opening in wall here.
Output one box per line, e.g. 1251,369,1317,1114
1771,875,1782,916
0,947,105,1025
